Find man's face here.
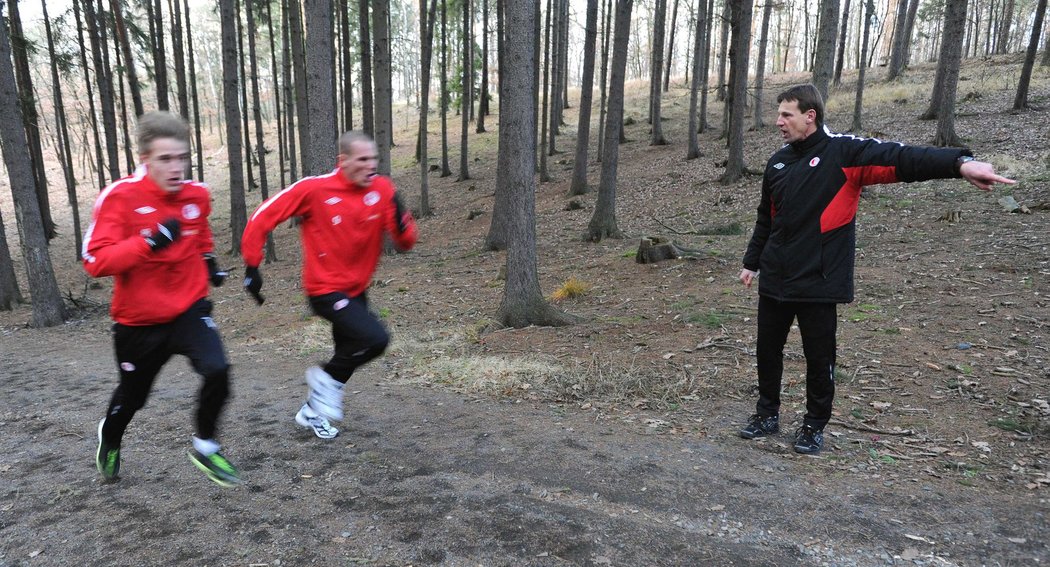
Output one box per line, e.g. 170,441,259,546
776,100,817,144
338,140,379,187
142,138,190,193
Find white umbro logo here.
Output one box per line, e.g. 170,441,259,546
134,206,157,214
325,197,342,205
773,163,785,170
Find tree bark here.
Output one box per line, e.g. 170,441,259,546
851,0,875,132
886,0,910,80
245,0,276,262
358,0,375,137
930,0,968,147
43,0,83,259
715,0,729,101
306,0,338,174
281,0,299,180
0,5,66,326
109,0,144,117
72,0,106,189
698,0,714,132
539,0,552,182
418,0,439,218
833,0,852,85
0,205,23,309
649,0,668,145
338,0,353,132
720,0,752,184
686,0,707,159
185,0,204,180
1013,0,1047,109
290,0,310,171
569,0,600,196
753,0,773,130
151,0,170,110
220,0,247,254
477,0,490,132
587,0,633,242
265,0,285,188
596,0,612,161
663,0,680,92
236,0,256,191
811,0,840,101
170,0,189,117
458,0,471,180
496,0,575,329
372,0,393,175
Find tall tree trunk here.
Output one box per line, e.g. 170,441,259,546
152,0,170,110
587,0,633,242
236,0,256,191
663,0,680,91
1043,15,1050,66
115,46,135,174
220,0,247,254
719,0,752,183
486,0,509,250
290,0,310,171
281,0,299,180
833,0,851,85
0,205,23,309
358,0,375,136
0,4,66,326
458,0,471,180
372,0,393,175
496,0,574,329
306,0,338,174
753,0,772,129
8,0,56,239
902,0,920,66
539,0,552,182
85,0,120,181
715,0,729,101
811,0,840,101
569,0,600,196
72,0,106,189
246,0,276,262
418,0,439,218
886,0,910,80
338,0,353,132
687,0,707,159
851,0,875,131
440,1,452,177
43,0,83,258
596,0,612,160
477,0,489,132
930,0,968,147
699,0,714,131
548,0,563,149
109,0,144,117
996,0,1015,54
185,0,204,180
265,0,285,188
170,0,188,117
649,0,668,145
1013,0,1047,109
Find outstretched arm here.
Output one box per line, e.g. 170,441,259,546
959,160,1015,191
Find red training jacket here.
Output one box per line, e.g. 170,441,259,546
82,165,215,325
241,170,417,298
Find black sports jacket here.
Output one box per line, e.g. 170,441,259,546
742,126,970,303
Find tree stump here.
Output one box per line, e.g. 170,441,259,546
635,236,703,264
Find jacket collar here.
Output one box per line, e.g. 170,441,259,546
790,125,829,153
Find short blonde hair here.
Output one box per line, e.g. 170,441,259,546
338,131,375,156
137,111,190,154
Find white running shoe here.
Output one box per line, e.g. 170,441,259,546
305,366,344,421
295,404,339,439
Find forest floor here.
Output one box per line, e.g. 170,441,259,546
2,57,1049,566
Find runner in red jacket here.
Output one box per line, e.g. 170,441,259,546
241,131,417,439
82,111,240,487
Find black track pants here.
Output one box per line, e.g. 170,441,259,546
101,299,230,446
308,292,389,384
754,296,837,429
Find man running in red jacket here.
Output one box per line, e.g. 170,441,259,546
241,131,418,439
83,111,240,486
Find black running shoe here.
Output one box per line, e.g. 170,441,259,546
188,450,242,487
96,419,120,481
793,425,824,454
739,414,779,439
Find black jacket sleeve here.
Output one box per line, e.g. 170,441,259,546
742,172,773,272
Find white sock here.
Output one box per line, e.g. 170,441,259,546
300,403,320,418
192,436,221,456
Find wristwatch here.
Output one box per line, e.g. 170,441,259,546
955,155,976,175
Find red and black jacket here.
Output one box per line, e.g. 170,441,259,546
743,126,970,303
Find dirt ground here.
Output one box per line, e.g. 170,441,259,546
2,59,1049,566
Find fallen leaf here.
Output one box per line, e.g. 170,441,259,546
709,504,725,511
901,548,920,560
1008,537,1027,544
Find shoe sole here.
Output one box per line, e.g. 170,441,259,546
295,411,339,439
187,452,242,487
739,428,779,439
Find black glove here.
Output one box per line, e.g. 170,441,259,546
244,266,264,305
392,192,410,234
204,253,227,287
145,218,180,252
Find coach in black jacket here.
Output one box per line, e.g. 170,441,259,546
737,84,1014,454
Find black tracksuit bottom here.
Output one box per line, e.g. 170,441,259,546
308,292,389,384
755,295,837,430
100,299,230,446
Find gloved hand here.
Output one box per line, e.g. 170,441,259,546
392,192,411,235
244,266,264,305
145,218,180,252
204,253,227,287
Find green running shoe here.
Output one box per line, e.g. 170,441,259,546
96,419,120,481
188,450,242,487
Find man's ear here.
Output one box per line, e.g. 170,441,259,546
805,109,817,124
